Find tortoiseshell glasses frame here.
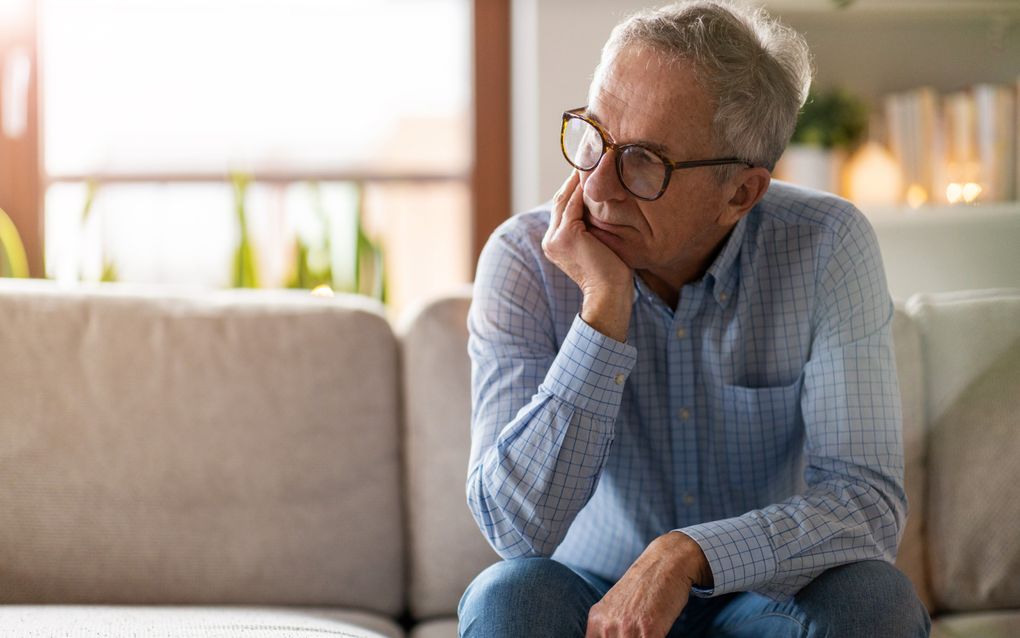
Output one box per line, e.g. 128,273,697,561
560,107,754,201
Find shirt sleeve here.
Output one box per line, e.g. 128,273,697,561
679,210,906,600
466,227,637,559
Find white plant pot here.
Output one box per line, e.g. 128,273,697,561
774,145,845,195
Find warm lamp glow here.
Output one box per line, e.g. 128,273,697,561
961,182,982,204
843,142,902,206
905,184,927,210
946,182,982,205
946,183,963,204
310,284,334,298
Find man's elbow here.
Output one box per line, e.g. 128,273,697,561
466,482,562,560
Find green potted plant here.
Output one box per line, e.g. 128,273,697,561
776,88,868,194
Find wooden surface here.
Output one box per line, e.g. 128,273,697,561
472,0,512,272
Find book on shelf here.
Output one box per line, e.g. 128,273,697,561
885,87,939,202
883,83,1017,205
973,83,1016,203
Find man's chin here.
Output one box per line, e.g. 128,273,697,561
588,226,636,269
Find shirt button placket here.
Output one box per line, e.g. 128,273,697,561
672,318,699,522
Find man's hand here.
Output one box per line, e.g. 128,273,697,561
542,171,634,342
585,532,712,638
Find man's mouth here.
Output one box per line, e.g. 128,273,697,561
584,212,627,234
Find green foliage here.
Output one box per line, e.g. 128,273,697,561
231,172,259,288
0,206,29,278
287,181,385,302
80,180,118,283
351,183,385,302
791,88,868,150
287,182,334,290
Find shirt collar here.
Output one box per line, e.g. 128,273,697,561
628,206,753,310
704,208,751,308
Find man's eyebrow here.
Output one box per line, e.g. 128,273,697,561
584,108,673,157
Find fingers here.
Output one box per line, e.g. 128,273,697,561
550,170,579,229
562,174,585,226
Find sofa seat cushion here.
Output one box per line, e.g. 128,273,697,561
931,611,1020,638
409,618,458,638
0,606,404,637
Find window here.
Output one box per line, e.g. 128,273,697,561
38,0,472,316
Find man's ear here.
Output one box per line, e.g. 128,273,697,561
720,167,771,226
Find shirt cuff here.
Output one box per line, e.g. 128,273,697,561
539,314,638,419
677,514,778,597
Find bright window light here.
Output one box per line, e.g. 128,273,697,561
40,0,472,317
40,0,470,176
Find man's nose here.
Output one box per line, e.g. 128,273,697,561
582,148,629,204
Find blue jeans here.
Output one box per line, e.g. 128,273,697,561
459,557,930,637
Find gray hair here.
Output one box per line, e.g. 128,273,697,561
593,1,813,173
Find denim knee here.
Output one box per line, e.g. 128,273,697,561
458,558,596,638
800,560,931,637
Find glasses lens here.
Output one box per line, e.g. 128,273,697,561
620,146,667,199
562,116,603,170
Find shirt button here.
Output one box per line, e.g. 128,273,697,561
679,408,691,421
719,292,728,302
683,493,696,506
675,327,687,339
614,373,626,385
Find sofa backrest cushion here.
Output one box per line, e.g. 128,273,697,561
892,307,933,611
0,281,405,614
907,288,1020,612
400,290,499,619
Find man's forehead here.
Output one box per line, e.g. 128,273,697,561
587,47,714,152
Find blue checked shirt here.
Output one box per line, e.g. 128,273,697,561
466,181,906,600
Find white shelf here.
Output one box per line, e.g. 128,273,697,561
865,202,1020,227
864,201,1020,300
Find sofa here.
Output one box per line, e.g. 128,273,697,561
0,278,1017,637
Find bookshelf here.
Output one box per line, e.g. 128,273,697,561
766,0,1020,296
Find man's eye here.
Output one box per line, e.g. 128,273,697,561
628,148,661,165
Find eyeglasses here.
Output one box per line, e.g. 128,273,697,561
560,107,753,201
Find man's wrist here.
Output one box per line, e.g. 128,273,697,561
580,287,632,343
667,531,713,589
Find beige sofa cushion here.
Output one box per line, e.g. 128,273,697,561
0,606,403,638
409,618,459,638
0,281,404,614
399,290,499,619
907,289,1020,612
931,611,1020,638
892,307,933,612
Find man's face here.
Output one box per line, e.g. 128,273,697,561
579,46,735,278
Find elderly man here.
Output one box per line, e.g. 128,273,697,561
459,2,930,636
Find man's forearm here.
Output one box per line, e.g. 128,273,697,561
467,315,638,558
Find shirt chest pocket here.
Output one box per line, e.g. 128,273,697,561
709,376,805,509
